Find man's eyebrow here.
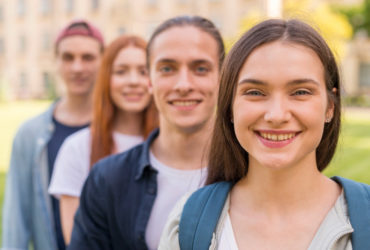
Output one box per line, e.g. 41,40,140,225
156,58,177,64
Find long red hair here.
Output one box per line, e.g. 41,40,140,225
90,35,158,168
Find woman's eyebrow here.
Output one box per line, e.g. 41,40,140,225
238,78,266,85
238,78,320,86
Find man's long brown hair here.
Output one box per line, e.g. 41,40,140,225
90,35,158,168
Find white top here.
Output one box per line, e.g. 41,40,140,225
218,213,238,250
158,192,353,250
48,127,143,198
217,192,352,250
145,151,207,250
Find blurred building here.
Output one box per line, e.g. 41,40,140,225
0,0,367,99
0,0,267,99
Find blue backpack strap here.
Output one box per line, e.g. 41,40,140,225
332,176,370,250
179,181,233,250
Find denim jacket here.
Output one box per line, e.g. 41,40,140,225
2,103,58,250
68,129,160,250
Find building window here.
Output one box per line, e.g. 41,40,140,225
18,0,26,17
65,0,74,13
40,0,52,15
118,27,126,35
42,32,50,51
147,0,157,7
19,35,26,52
0,38,4,55
359,63,370,87
43,72,56,98
19,72,27,88
91,0,99,10
0,6,3,21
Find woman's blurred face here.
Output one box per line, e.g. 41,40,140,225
232,41,334,171
110,46,151,114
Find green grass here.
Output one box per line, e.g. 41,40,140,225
324,109,370,183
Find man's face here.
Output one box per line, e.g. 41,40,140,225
56,35,101,97
149,26,220,134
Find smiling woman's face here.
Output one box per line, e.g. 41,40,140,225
110,46,151,114
232,41,334,171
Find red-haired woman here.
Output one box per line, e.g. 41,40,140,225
49,35,158,245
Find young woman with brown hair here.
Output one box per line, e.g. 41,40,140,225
49,35,158,244
159,19,370,249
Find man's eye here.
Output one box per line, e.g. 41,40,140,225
83,55,96,61
159,66,173,73
139,68,148,76
196,66,209,73
62,55,73,61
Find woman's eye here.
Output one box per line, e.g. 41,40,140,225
113,69,126,75
245,90,264,96
293,89,311,96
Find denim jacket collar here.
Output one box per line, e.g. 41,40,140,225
135,128,159,180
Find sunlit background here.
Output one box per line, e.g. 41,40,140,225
0,0,370,244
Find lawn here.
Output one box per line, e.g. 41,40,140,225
0,102,369,246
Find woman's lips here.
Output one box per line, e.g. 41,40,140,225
255,130,300,148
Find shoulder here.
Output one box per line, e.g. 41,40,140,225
12,105,54,147
17,107,53,134
90,142,147,182
62,127,91,149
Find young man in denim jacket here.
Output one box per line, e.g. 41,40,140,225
2,20,104,250
68,16,225,250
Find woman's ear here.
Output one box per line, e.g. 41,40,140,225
148,80,153,94
325,88,337,123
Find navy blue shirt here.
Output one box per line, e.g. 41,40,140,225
47,117,89,250
68,129,160,250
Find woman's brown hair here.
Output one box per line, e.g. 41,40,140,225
90,35,158,168
207,19,341,184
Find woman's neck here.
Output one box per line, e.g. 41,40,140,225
232,159,341,214
113,110,144,136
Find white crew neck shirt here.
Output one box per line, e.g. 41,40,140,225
49,127,143,198
145,151,207,250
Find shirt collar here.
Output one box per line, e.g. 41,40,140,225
135,128,160,180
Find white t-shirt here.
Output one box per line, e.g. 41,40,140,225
48,127,143,198
145,151,207,250
218,213,239,250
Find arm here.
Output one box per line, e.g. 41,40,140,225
2,126,33,249
60,195,79,245
68,165,112,250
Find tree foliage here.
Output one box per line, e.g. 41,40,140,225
335,0,370,38
231,0,353,59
